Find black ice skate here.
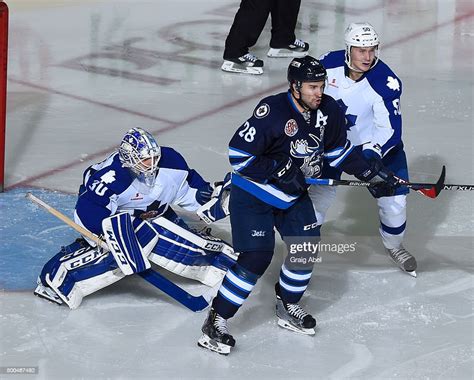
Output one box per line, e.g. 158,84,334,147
34,277,63,305
221,53,264,75
267,39,309,58
387,246,417,277
198,308,235,355
275,283,316,335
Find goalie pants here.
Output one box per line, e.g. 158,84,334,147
223,0,302,59
310,143,409,249
212,185,320,319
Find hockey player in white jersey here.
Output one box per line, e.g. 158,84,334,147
34,127,235,308
309,22,416,276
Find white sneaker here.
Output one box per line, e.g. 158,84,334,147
221,53,264,75
267,39,309,58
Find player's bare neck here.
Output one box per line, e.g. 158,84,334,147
348,70,363,81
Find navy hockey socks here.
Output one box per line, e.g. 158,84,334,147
212,264,259,319
278,264,312,304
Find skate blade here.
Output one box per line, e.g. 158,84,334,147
277,319,315,336
221,62,263,75
407,270,417,278
197,334,231,355
267,49,309,58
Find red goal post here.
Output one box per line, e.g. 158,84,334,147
0,2,7,192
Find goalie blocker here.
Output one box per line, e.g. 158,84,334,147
35,214,237,309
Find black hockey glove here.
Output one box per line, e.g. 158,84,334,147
270,157,307,195
356,159,400,198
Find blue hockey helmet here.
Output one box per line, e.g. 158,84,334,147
119,127,161,186
287,55,327,90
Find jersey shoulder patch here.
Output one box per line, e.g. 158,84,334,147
254,103,270,119
253,93,283,119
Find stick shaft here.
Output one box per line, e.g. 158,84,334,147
26,193,107,249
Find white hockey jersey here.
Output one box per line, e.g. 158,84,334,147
320,50,403,157
74,148,209,235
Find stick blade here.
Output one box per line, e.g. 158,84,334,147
417,165,446,199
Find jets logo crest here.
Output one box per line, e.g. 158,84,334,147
284,119,298,136
254,103,270,119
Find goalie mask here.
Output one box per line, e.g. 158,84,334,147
344,22,380,72
119,127,161,187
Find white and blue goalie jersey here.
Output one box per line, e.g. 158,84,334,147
320,50,403,156
229,91,370,209
74,147,209,235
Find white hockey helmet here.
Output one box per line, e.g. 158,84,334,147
119,127,161,187
344,22,380,71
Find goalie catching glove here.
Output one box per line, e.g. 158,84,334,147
197,173,231,224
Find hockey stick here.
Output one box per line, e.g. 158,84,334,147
306,166,447,199
25,193,211,312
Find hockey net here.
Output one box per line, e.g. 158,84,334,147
0,2,7,192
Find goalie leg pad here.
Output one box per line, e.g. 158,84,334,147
102,213,158,275
149,217,236,286
39,239,123,309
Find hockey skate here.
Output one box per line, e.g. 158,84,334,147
198,308,236,355
34,277,63,305
387,246,417,277
267,39,309,58
275,283,316,335
221,53,264,75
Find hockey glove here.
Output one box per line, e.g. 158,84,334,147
196,183,214,205
197,173,231,224
356,160,400,198
271,157,306,195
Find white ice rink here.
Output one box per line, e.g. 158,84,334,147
1,0,473,379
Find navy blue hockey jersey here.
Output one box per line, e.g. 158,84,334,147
229,91,370,209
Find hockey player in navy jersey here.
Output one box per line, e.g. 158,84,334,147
197,56,400,355
309,22,416,276
34,127,236,309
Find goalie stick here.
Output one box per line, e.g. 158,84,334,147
306,166,447,199
26,193,212,312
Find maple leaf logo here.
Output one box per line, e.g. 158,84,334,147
101,170,116,184
387,76,400,91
